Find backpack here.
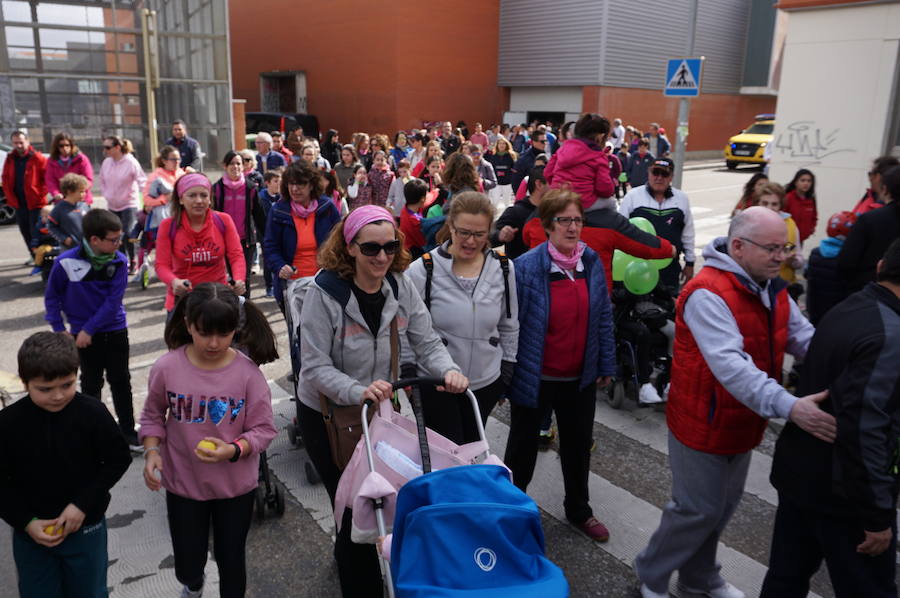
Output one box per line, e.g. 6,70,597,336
422,250,511,319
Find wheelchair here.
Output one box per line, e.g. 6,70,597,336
606,285,675,410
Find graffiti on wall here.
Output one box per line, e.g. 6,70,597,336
774,121,856,162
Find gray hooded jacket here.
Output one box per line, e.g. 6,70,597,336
298,269,459,412
405,243,518,390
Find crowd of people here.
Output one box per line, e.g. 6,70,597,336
0,113,899,598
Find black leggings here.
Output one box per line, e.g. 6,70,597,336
297,402,383,597
420,378,504,445
165,489,255,598
617,319,653,384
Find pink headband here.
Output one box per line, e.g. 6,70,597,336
175,172,211,196
343,205,395,244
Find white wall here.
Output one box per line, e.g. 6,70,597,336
770,2,900,246
509,87,584,113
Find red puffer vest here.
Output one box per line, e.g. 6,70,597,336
668,266,790,455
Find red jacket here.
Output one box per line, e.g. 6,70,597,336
544,138,615,208
852,189,883,215
2,148,48,209
667,267,790,455
580,208,673,295
784,190,817,242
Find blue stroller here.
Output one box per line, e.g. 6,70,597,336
361,377,569,598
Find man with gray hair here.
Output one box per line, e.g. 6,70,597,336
253,131,286,174
611,118,626,150
634,207,836,598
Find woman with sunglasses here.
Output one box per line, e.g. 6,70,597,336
505,189,616,543
406,192,518,444
46,132,93,204
99,135,146,273
143,145,185,218
298,205,467,597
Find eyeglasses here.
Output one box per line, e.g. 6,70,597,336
164,157,179,162
102,235,123,244
102,145,114,150
553,216,584,227
472,152,482,157
452,227,489,241
532,138,546,144
354,240,401,256
650,169,671,177
739,237,795,256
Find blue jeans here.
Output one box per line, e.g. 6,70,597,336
16,205,40,255
13,518,109,598
110,208,137,263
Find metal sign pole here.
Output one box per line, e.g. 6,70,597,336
672,0,699,190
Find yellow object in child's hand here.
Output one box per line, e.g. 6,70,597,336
43,524,64,536
196,440,217,452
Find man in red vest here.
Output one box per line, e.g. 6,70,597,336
634,207,836,598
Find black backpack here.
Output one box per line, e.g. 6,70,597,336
421,250,511,319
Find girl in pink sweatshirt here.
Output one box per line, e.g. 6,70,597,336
544,113,616,210
139,282,278,598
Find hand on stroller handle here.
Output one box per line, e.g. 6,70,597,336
390,371,469,394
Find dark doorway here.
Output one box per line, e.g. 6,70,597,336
526,111,565,127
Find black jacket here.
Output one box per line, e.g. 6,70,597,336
770,283,900,530
211,178,267,246
0,393,132,530
490,199,536,259
805,244,846,325
510,148,541,191
838,202,900,294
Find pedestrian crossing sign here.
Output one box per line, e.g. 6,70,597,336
664,58,703,97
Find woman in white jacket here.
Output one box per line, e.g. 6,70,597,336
406,192,519,444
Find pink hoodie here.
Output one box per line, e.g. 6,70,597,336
45,152,94,199
139,346,277,500
544,138,615,209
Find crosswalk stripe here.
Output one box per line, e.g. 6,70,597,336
594,400,779,506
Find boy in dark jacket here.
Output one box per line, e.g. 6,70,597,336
626,140,654,188
491,167,547,259
0,331,131,597
763,239,900,598
258,170,282,296
43,209,138,448
48,173,91,248
806,210,856,325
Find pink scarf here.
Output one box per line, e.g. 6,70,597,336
291,199,319,219
547,240,586,271
222,173,245,190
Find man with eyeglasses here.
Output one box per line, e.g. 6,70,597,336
509,131,547,191
619,158,695,294
2,130,48,262
165,120,202,170
635,207,835,598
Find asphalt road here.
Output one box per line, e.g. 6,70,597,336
0,163,858,598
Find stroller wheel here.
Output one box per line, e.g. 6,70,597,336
286,422,298,446
273,485,285,516
607,380,626,409
254,486,266,521
305,461,319,485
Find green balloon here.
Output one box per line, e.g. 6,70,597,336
612,249,635,282
650,257,673,270
623,260,660,295
629,216,656,235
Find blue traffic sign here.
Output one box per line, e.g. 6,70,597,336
664,58,703,97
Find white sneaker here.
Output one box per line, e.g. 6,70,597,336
638,383,664,405
180,586,202,598
677,581,744,598
639,583,669,598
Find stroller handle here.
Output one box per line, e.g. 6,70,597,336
390,376,445,392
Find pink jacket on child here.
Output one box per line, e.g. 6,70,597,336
139,346,277,501
544,138,615,209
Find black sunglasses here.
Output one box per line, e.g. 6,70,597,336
650,168,671,177
354,240,401,257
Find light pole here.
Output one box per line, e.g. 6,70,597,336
672,0,699,190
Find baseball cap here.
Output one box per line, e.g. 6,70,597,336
651,158,674,174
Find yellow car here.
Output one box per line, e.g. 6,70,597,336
724,114,774,169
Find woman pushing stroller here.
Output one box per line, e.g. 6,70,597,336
297,205,468,597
